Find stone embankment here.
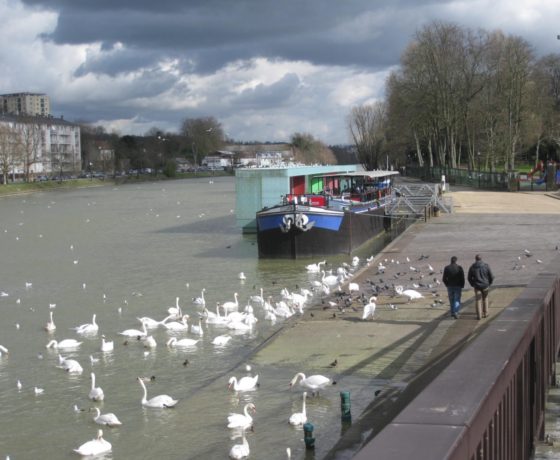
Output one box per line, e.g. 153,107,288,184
251,178,560,458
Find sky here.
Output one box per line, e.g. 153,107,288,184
1,0,560,145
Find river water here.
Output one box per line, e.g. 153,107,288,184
0,177,390,460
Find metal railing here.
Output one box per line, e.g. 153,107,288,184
406,165,513,190
354,258,560,460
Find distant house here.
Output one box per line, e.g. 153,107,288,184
202,150,235,169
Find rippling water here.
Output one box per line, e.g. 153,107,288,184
0,177,387,459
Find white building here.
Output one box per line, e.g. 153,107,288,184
0,114,81,180
0,92,50,116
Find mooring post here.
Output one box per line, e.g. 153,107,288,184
340,391,352,422
303,422,315,450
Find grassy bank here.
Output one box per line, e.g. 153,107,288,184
0,171,232,197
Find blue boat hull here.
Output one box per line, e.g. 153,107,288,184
256,204,389,259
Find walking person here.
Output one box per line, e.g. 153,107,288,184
468,254,494,320
442,256,465,319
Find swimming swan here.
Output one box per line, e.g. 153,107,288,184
100,336,114,352
89,372,105,401
137,377,178,408
46,339,82,349
227,403,256,430
192,289,206,306
167,296,183,318
221,293,239,314
91,407,122,427
44,311,56,332
289,391,307,425
118,321,148,338
162,314,190,332
212,334,232,346
290,373,333,395
58,355,83,374
166,337,200,348
73,429,112,456
190,318,204,336
73,314,99,335
228,375,259,392
229,429,250,459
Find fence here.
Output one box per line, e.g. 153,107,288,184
406,165,512,190
354,258,560,460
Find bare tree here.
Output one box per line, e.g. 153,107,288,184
0,124,18,184
290,132,336,164
15,117,43,182
180,117,225,166
348,102,387,170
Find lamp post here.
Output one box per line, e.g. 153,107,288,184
477,152,481,189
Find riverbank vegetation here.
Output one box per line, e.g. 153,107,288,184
348,21,560,173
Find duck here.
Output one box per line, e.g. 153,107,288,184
137,377,178,408
227,403,256,430
88,372,104,401
229,430,250,459
44,311,56,332
166,337,200,348
289,391,307,425
91,407,122,427
73,429,112,456
290,373,333,395
46,339,82,350
73,314,99,335
228,374,259,392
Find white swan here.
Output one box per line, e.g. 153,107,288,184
321,270,340,286
44,311,56,333
192,289,206,306
137,314,172,329
162,314,189,332
167,296,183,318
89,372,104,401
74,314,99,335
394,285,424,301
306,260,326,273
100,336,114,352
137,377,178,408
362,296,377,320
91,407,122,427
0,344,8,355
190,318,204,336
222,292,239,314
166,337,200,348
238,272,246,280
203,304,228,325
229,429,250,459
290,373,333,395
249,288,264,305
212,334,232,346
227,403,256,430
118,321,148,337
46,339,82,350
143,335,157,348
73,429,112,456
228,375,259,392
58,354,83,374
289,391,307,425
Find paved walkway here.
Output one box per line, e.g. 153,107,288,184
251,180,560,458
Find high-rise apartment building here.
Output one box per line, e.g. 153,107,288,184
0,92,50,116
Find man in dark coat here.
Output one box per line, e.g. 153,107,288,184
442,256,465,319
467,254,494,320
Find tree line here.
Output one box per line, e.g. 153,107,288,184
348,21,560,172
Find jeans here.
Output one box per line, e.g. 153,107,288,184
447,286,462,315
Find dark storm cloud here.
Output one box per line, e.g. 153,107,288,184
25,0,454,75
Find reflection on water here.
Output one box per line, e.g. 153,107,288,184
0,177,394,459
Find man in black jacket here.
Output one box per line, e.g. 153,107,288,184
442,256,465,319
468,254,494,320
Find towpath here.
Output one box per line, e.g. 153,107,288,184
251,178,560,457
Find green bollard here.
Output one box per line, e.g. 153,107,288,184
303,422,315,450
340,391,352,422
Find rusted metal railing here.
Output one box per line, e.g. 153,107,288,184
354,258,560,460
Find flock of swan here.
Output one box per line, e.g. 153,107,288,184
0,242,441,459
